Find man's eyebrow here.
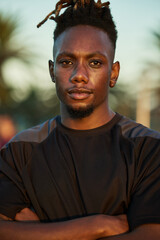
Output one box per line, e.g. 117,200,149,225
56,52,75,59
56,51,108,59
87,51,108,59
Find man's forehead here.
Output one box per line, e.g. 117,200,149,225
53,25,114,59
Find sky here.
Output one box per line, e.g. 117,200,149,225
0,0,160,92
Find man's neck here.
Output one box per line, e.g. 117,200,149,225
61,108,115,130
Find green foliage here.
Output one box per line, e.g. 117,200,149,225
0,12,32,110
109,83,136,120
9,88,60,130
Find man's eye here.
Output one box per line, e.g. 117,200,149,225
89,60,102,67
59,60,73,66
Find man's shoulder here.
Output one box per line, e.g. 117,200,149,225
117,114,160,140
6,116,59,146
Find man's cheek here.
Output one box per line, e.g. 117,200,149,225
56,84,66,102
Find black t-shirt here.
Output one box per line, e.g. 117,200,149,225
0,113,160,230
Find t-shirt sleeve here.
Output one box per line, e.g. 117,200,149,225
127,136,160,230
0,143,30,219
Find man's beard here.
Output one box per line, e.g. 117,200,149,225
66,105,94,119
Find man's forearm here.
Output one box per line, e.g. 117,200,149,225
0,214,128,240
0,216,103,240
0,219,95,240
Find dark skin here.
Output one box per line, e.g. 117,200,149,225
0,25,160,239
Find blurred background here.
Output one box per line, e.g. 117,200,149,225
0,0,160,147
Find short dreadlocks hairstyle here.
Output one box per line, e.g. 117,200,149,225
37,0,118,48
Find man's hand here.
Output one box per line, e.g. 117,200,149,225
15,208,40,221
101,214,129,237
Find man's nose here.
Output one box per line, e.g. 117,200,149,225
70,63,89,84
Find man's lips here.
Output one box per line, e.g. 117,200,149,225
67,88,93,100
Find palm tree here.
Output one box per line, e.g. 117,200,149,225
136,27,160,131
150,29,160,131
0,12,32,108
152,30,160,97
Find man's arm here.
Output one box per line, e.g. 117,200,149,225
0,209,128,240
99,224,160,240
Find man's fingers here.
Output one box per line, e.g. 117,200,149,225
113,214,129,234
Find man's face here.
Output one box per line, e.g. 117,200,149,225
51,25,119,118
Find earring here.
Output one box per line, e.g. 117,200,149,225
110,81,114,87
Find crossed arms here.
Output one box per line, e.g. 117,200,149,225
0,207,160,240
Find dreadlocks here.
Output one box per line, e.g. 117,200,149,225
37,0,117,48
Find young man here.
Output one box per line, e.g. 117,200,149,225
0,0,160,239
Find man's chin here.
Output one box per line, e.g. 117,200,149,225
66,105,94,119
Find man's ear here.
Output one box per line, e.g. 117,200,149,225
109,61,120,88
49,60,55,83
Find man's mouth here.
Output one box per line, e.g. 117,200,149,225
67,88,93,100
